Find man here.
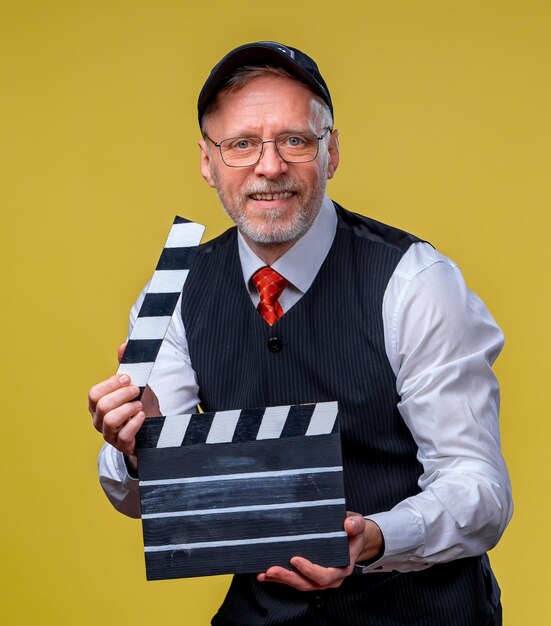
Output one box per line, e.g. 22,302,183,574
89,42,512,625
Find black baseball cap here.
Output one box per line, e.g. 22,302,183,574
197,41,333,127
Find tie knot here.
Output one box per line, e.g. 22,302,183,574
253,266,288,304
252,267,288,325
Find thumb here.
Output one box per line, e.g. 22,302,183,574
345,514,365,537
117,342,127,364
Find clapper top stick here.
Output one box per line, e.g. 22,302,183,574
116,216,205,392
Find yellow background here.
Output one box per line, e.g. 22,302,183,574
1,1,549,624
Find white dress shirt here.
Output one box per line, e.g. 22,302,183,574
98,195,513,573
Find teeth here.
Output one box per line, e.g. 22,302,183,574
250,192,293,200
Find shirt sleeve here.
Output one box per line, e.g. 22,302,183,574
97,285,200,518
362,242,513,573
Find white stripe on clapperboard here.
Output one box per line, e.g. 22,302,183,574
130,316,173,340
117,362,155,386
253,405,290,440
139,465,343,487
165,222,205,248
148,269,189,293
305,401,338,435
156,413,193,448
142,498,346,520
144,531,348,553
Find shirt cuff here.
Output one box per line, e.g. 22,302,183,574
98,444,141,518
358,508,425,573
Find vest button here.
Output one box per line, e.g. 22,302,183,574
267,337,283,352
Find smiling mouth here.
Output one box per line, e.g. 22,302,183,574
249,192,294,201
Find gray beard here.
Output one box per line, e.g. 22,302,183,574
215,177,327,245
229,202,312,244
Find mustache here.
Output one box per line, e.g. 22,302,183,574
241,179,304,196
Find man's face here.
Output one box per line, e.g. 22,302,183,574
199,75,339,247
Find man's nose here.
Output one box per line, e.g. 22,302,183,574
254,141,288,178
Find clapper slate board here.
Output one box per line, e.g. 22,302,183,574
135,402,349,580
117,216,349,580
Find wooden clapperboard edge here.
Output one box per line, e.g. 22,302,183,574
119,216,349,580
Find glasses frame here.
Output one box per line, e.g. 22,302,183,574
203,127,333,168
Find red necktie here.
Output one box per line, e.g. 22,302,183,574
252,266,288,326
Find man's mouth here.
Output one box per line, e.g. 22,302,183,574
249,192,294,201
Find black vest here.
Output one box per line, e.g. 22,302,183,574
182,202,500,626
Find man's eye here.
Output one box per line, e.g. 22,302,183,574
284,135,306,147
231,139,254,150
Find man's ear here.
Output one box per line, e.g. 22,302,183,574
199,138,216,188
327,129,340,180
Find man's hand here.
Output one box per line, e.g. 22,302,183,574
88,343,159,466
256,513,383,591
88,371,144,457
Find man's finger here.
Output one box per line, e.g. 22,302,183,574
289,557,347,588
102,400,143,435
258,566,320,592
88,373,132,413
95,384,141,419
113,410,146,456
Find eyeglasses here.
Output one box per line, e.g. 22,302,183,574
203,128,332,167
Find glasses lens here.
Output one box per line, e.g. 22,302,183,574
220,137,262,167
276,133,319,162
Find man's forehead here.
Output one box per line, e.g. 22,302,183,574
207,75,321,131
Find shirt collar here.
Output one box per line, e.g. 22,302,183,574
238,195,337,294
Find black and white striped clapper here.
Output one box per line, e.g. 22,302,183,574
117,216,205,392
135,401,349,580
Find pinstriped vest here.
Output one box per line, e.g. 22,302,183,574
182,202,499,626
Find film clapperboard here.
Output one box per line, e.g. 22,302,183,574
118,217,349,580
